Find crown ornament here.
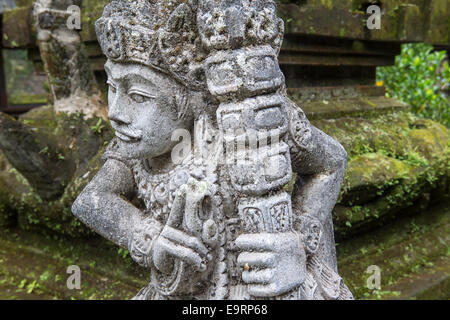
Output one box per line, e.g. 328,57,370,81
197,0,284,51
95,0,284,90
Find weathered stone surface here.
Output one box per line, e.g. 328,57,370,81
0,111,73,201
0,149,29,228
308,111,449,239
33,0,107,119
1,6,34,48
337,200,450,300
289,91,410,120
278,0,450,44
0,105,112,236
4,1,449,48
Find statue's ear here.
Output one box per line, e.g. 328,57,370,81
171,87,195,122
169,92,184,122
169,85,208,123
182,90,209,121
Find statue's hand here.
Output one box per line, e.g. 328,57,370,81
152,224,210,274
129,218,162,268
236,231,307,297
152,179,211,274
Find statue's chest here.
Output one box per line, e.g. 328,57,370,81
131,160,198,222
131,159,253,299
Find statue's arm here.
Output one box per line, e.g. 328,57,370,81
287,105,347,270
72,159,208,271
290,124,348,223
71,159,153,249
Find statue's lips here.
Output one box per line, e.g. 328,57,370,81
115,129,142,143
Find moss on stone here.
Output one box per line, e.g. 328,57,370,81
0,150,31,228
0,106,113,237
336,201,450,299
277,1,449,45
311,111,449,239
2,6,33,48
8,94,48,105
16,147,105,237
341,152,410,205
0,227,147,300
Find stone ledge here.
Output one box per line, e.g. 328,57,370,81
0,227,145,300
337,200,450,300
288,87,410,120
311,111,449,239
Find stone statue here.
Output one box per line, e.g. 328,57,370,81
33,0,107,119
72,0,353,300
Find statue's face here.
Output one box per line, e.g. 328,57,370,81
105,61,191,159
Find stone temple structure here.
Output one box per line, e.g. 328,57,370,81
71,0,353,300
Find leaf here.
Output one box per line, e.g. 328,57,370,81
18,279,27,289
26,280,37,294
40,270,52,282
377,43,449,127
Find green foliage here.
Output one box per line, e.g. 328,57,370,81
377,43,450,127
90,118,106,134
117,248,129,260
363,290,401,300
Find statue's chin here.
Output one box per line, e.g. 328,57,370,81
116,139,146,159
116,138,170,161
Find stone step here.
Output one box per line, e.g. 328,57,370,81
0,229,145,299
288,86,410,120
337,200,450,300
383,256,449,300
0,201,447,300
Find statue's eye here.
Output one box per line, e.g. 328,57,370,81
129,93,149,103
128,90,155,103
107,81,117,94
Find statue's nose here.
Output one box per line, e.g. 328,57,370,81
108,95,131,126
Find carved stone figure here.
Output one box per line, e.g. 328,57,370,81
72,0,353,300
33,0,107,119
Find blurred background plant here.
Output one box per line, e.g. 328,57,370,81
377,43,449,127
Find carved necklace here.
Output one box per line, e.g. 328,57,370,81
130,156,202,223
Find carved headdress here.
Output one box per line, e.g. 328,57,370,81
95,0,285,92
96,0,297,198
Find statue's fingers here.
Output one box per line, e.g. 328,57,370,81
153,242,174,273
237,252,276,268
242,269,275,285
162,226,209,258
235,233,274,252
158,237,207,272
247,283,279,298
165,185,187,229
